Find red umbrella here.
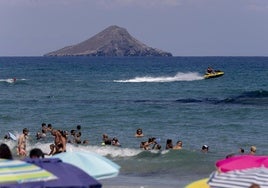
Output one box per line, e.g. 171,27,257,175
216,155,268,172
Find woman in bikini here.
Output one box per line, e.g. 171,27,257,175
17,128,29,157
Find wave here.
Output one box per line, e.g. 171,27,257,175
68,90,266,106
2,140,143,159
219,90,268,105
2,138,216,179
128,90,268,106
114,72,204,83
175,90,268,106
234,90,268,99
3,138,191,159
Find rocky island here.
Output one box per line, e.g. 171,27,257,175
44,25,172,57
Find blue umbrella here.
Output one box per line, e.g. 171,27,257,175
52,151,120,180
4,158,102,188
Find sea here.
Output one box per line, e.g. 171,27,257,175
0,56,267,188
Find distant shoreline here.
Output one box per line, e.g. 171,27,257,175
1,56,268,58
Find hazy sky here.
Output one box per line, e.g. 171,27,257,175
1,0,268,56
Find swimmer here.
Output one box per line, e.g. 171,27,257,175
135,128,144,137
201,145,209,153
173,140,183,150
249,146,256,155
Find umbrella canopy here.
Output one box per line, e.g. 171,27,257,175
18,158,102,188
216,155,268,172
185,178,209,188
0,158,57,185
52,151,120,180
208,167,268,188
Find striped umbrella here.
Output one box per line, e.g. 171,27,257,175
208,167,268,188
0,159,57,184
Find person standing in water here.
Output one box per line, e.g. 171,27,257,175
17,128,29,157
51,129,67,153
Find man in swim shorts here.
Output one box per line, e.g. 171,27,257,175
51,129,66,153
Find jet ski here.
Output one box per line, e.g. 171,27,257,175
204,70,224,79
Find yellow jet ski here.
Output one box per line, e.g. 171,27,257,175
204,70,224,79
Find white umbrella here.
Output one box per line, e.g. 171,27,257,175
208,167,268,188
52,150,120,180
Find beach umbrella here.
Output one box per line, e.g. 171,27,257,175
0,158,57,186
216,155,268,172
208,167,268,188
15,158,102,188
185,178,209,188
52,151,120,180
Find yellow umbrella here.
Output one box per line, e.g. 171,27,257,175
185,178,209,188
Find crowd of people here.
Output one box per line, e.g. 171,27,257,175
136,128,207,152
135,128,258,157
102,134,121,147
0,125,261,188
2,125,257,159
4,122,122,158
13,123,90,158
0,142,51,161
136,128,200,152
0,141,261,188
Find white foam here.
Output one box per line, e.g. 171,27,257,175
114,72,204,83
0,78,28,83
0,78,15,83
27,143,143,158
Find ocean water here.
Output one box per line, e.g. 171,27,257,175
0,56,267,187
